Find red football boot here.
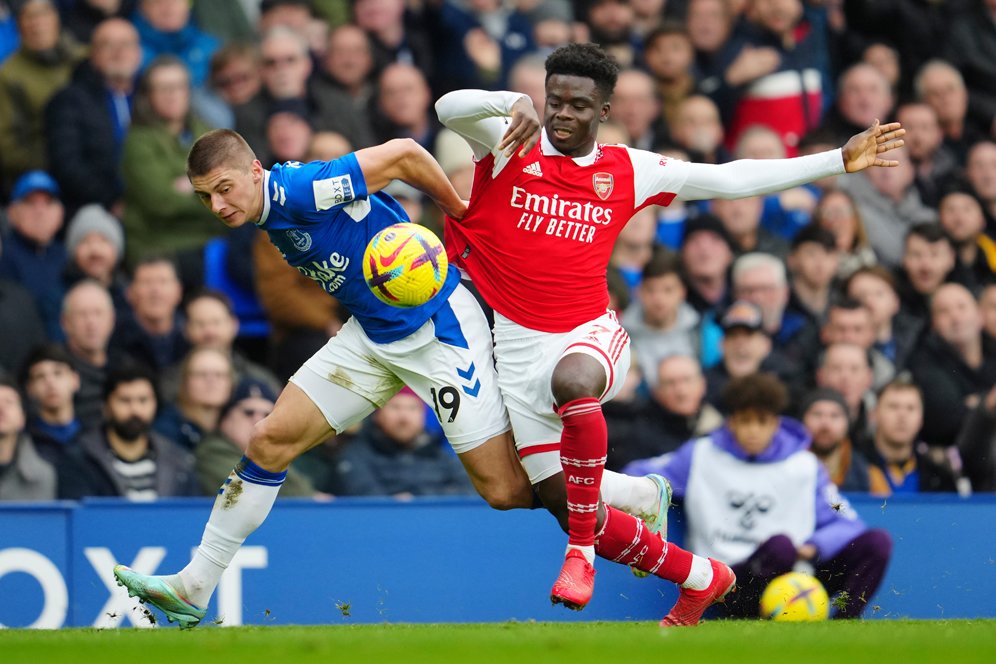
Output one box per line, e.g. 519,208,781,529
550,549,596,611
659,558,736,627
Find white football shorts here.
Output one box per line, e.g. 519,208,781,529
493,309,631,483
290,283,510,454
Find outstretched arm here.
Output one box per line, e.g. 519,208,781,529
354,138,467,220
436,89,541,159
677,121,905,201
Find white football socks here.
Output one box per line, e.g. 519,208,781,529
682,554,715,590
599,471,660,517
175,458,285,607
566,544,597,565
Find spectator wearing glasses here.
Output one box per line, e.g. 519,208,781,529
153,347,233,451
234,26,312,164
203,41,263,131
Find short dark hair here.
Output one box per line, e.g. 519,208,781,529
641,247,684,282
905,222,952,247
103,364,158,403
828,296,869,316
186,288,236,318
798,127,839,153
20,344,77,386
643,22,690,51
790,223,836,252
187,129,257,180
545,43,620,101
722,373,789,416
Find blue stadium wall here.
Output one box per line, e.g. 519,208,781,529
1,494,995,628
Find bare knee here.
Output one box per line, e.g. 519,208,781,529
552,354,605,406
246,417,298,471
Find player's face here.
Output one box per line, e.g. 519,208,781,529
544,74,609,157
191,160,265,227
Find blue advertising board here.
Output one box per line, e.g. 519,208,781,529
1,494,994,628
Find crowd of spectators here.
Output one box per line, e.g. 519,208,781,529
1,0,995,506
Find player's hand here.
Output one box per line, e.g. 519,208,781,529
842,120,905,173
797,544,818,561
724,45,781,87
499,97,541,159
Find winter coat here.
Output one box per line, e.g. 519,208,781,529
45,61,130,210
120,118,220,266
0,434,57,501
333,424,473,497
0,34,86,192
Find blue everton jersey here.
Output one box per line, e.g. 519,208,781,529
258,155,459,344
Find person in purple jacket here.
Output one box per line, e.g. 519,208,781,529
623,372,892,619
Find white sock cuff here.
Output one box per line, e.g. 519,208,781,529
566,544,597,565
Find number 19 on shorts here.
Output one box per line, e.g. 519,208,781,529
430,386,461,423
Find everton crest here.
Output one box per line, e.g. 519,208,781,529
593,172,613,200
286,229,313,252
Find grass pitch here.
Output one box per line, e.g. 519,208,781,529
3,620,995,664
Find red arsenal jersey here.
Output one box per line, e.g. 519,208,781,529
446,134,690,332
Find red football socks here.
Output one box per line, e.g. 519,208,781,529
559,397,607,548
595,506,693,584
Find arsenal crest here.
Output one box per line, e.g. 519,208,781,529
593,172,613,200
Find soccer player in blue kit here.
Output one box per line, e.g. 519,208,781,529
113,130,670,626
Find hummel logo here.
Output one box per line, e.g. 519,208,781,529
522,162,543,177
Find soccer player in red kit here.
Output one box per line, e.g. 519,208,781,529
436,43,905,625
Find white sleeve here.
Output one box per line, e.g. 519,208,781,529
626,147,692,208
435,89,531,161
676,149,847,201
